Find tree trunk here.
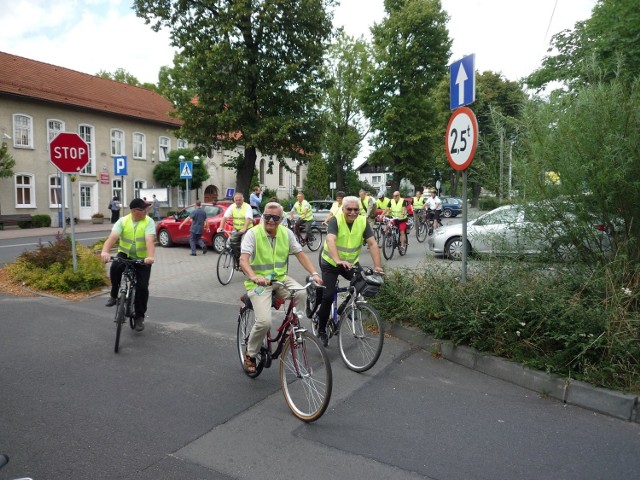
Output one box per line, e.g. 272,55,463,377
471,182,482,208
336,155,345,192
236,147,257,198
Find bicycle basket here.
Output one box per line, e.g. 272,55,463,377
351,270,383,297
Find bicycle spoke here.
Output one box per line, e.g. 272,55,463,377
338,303,384,372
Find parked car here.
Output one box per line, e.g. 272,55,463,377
156,202,261,253
428,204,613,261
287,200,334,230
440,196,464,218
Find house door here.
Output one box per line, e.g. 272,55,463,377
204,185,219,203
79,183,96,220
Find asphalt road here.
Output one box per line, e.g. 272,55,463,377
2,230,640,479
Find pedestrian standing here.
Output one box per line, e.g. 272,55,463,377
250,186,263,214
108,195,121,224
179,200,210,256
152,194,160,221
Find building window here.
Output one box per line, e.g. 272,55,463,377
159,136,170,161
78,124,95,175
80,185,92,208
111,129,124,156
49,175,62,207
296,165,301,188
259,159,265,184
47,119,65,143
278,162,284,187
133,132,145,159
177,139,188,149
372,175,382,185
112,178,123,205
13,114,33,148
134,180,146,199
15,173,35,207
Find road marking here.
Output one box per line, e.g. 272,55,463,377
0,236,106,249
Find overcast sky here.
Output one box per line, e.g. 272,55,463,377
1,0,596,85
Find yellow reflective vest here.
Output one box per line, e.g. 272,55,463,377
231,202,252,231
390,198,407,220
118,214,150,259
413,196,425,211
244,225,289,290
293,200,313,221
321,215,366,267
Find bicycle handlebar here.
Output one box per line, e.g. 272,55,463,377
109,255,146,265
271,280,324,293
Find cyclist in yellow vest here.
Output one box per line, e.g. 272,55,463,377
240,202,323,373
412,189,425,228
376,192,391,213
218,192,253,233
288,192,314,240
101,198,156,332
383,191,408,250
323,191,345,225
314,196,383,347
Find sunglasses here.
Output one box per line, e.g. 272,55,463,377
344,207,359,212
263,214,281,222
132,208,146,212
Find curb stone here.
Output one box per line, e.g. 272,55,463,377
387,323,640,423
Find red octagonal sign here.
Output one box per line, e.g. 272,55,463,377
49,133,90,173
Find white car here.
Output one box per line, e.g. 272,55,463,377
428,204,612,261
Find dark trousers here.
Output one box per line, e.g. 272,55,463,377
110,209,120,224
110,253,152,318
189,231,206,253
316,259,355,334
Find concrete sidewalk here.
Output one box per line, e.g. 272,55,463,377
0,221,113,240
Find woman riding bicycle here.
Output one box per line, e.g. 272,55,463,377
314,196,384,347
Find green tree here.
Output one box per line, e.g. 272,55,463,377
360,0,451,192
152,149,209,194
0,141,15,178
322,31,372,191
134,0,336,198
303,155,329,199
526,0,640,91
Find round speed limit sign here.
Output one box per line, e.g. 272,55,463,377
445,107,478,171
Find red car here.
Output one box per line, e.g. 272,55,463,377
156,201,261,253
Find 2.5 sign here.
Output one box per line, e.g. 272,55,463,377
445,107,478,171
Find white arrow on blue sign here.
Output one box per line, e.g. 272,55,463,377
449,54,476,110
180,161,193,179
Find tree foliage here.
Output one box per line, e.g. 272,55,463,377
303,155,329,200
360,0,451,192
95,68,159,92
134,0,336,198
322,31,371,191
526,0,640,91
152,148,209,190
0,141,15,178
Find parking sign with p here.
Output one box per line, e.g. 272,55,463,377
114,156,128,176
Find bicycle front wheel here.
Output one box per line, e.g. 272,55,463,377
114,293,126,353
280,331,332,422
306,227,323,252
216,250,235,285
382,230,395,260
236,308,264,378
338,303,384,372
416,220,427,243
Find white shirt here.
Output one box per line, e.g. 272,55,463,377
223,202,253,219
425,196,442,210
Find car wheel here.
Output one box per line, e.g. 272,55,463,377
444,236,470,261
443,209,452,218
213,233,227,254
158,229,173,247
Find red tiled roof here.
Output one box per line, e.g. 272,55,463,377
0,51,181,127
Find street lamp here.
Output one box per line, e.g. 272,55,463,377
179,155,187,206
193,156,200,200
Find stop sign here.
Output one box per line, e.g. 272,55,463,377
49,133,90,173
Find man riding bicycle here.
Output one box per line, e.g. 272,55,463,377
382,191,409,250
101,198,156,332
289,192,313,240
219,192,253,257
425,190,443,228
240,202,323,373
314,196,383,347
412,190,425,223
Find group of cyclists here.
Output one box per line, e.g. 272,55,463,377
98,186,442,375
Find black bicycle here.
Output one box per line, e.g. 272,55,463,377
216,235,242,285
110,256,144,353
307,266,384,372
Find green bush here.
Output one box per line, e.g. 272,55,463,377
370,261,640,394
6,234,107,292
478,196,501,211
17,220,32,229
32,214,52,228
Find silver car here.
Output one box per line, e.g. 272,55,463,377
287,200,334,230
428,204,612,261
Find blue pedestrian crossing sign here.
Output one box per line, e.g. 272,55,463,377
180,161,193,179
449,54,476,110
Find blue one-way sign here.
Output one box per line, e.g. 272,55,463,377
449,54,476,110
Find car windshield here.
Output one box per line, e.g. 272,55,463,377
475,207,521,226
204,206,222,217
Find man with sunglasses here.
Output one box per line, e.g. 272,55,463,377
313,196,383,347
101,198,155,332
383,191,409,252
240,202,323,374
